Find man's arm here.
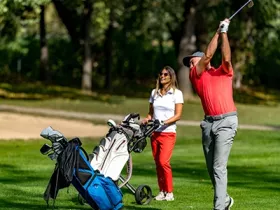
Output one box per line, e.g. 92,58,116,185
221,32,233,73
196,32,220,76
219,18,233,73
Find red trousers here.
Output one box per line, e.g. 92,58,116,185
151,131,176,193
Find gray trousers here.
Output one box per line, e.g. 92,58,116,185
200,114,238,210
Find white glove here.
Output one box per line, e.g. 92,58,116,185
219,20,230,33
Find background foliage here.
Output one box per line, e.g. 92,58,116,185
0,0,279,97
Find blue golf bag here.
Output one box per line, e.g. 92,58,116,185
40,128,123,210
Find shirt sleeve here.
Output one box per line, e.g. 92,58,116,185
189,66,200,94
219,65,234,76
174,89,184,104
189,66,196,83
149,89,155,103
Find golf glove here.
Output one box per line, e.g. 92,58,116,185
53,142,64,155
219,20,230,33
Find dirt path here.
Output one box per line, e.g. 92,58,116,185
0,104,279,141
0,112,108,140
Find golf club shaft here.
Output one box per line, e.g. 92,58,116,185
229,0,252,20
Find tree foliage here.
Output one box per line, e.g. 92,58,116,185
0,0,280,94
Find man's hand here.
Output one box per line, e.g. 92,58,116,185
218,19,230,33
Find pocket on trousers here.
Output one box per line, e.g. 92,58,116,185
226,116,238,132
200,120,206,129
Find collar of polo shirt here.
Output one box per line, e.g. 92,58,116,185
157,88,175,96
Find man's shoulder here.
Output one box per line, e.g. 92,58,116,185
214,65,234,75
189,66,199,80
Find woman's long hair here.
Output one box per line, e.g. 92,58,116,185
154,66,179,97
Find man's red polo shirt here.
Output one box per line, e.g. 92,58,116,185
189,65,236,116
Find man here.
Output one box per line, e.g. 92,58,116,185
183,19,238,210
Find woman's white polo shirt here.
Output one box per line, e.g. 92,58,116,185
149,88,184,133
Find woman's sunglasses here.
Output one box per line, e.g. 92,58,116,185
159,73,169,77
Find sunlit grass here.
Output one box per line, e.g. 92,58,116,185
0,127,280,209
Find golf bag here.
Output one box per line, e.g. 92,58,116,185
40,127,123,210
89,113,160,205
90,113,160,181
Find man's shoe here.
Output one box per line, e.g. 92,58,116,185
154,191,166,201
165,192,174,201
225,197,234,210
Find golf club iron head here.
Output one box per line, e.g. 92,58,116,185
229,0,254,20
248,0,254,8
40,143,53,155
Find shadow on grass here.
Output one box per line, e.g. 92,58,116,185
130,160,280,192
0,163,47,184
1,147,280,209
0,199,90,210
123,206,161,210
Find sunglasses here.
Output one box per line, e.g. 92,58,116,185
159,73,169,77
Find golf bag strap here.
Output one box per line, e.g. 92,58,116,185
79,146,89,161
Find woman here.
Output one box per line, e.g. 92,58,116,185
142,66,184,201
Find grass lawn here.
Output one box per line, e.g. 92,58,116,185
2,98,280,126
0,126,280,210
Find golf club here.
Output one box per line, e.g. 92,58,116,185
40,143,53,155
229,0,254,20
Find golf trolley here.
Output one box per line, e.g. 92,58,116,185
84,113,160,205
39,113,160,209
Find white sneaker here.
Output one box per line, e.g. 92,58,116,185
225,197,234,210
154,191,166,201
165,192,174,201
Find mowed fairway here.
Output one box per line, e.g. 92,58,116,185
0,126,280,210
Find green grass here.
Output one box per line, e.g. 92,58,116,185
0,126,280,209
2,98,280,126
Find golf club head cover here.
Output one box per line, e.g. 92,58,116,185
219,20,230,33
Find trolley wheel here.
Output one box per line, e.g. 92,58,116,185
134,184,153,205
78,193,86,205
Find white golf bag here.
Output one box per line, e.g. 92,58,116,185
89,113,161,205
90,113,142,181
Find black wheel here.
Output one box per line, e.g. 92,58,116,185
77,193,86,205
134,185,153,205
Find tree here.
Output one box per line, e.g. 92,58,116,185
0,0,51,82
158,0,199,100
40,4,50,82
52,0,94,92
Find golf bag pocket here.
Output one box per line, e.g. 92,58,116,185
73,147,123,210
85,175,123,210
99,176,123,206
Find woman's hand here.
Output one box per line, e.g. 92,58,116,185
141,118,150,124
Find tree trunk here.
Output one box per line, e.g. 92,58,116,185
81,0,93,92
176,3,197,100
52,0,80,48
104,7,114,90
232,54,246,89
39,5,50,82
